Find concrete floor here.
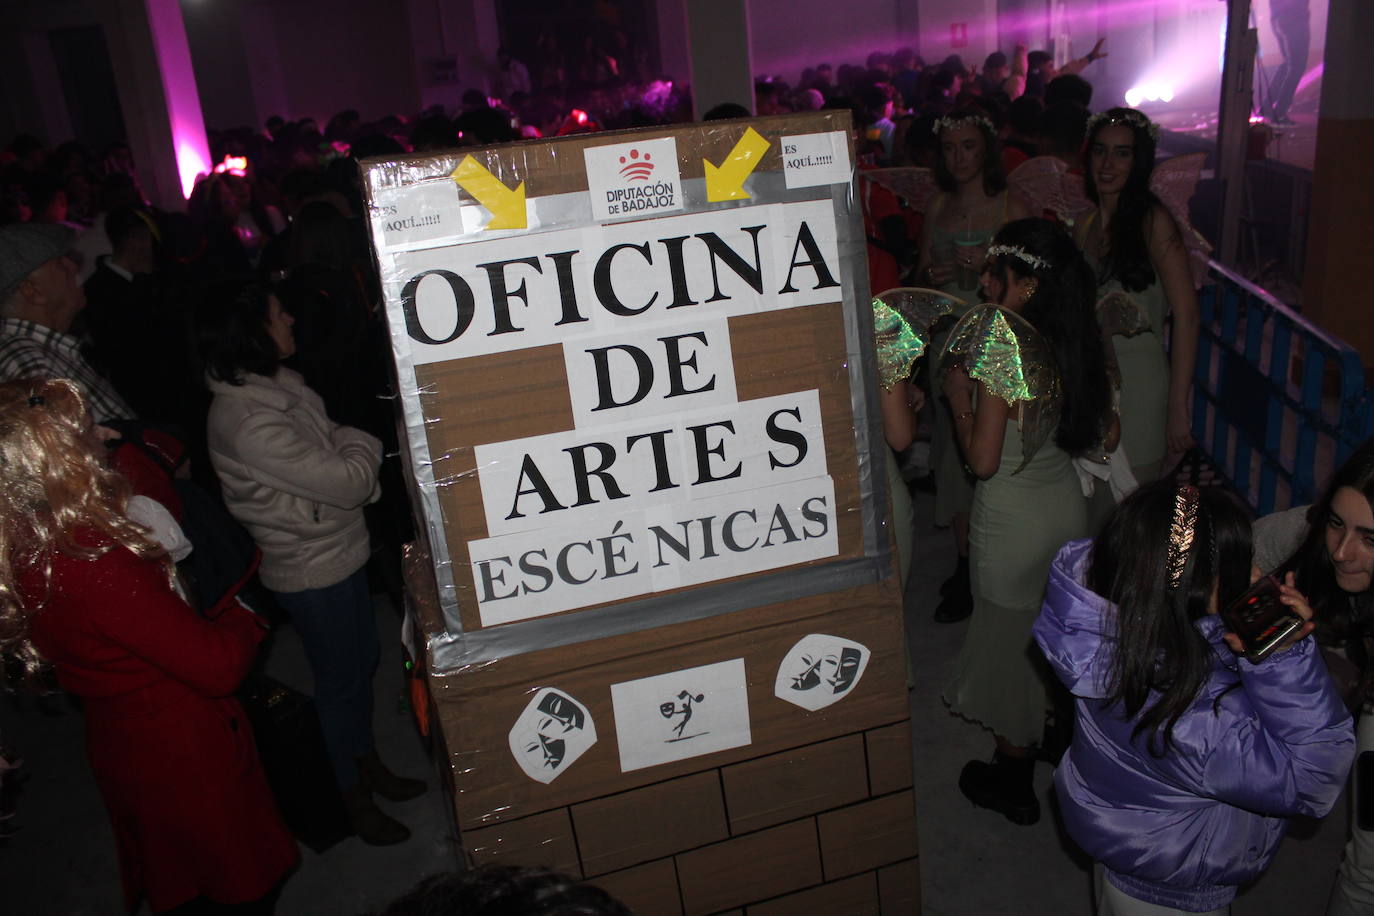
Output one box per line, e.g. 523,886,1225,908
0,485,1354,914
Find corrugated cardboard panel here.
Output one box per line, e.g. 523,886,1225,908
463,807,582,876
744,872,879,916
675,819,822,916
720,733,868,835
432,581,905,829
572,772,728,876
864,720,915,796
590,857,684,916
817,791,918,880
362,111,851,199
415,302,862,633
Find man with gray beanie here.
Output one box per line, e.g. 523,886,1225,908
0,221,134,423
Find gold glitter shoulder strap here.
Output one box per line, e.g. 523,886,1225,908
1166,485,1201,590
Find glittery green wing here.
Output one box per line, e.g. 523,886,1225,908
871,288,965,391
940,305,1063,471
872,299,925,391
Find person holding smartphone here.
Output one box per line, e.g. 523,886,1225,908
1035,480,1354,914
1254,440,1374,914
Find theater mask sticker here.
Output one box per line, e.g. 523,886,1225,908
774,634,871,712
508,687,597,784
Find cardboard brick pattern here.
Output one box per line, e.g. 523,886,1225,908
418,574,921,911
480,717,917,914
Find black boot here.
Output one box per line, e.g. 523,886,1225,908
958,751,1039,825
939,555,968,596
343,783,410,845
357,750,427,802
934,557,972,623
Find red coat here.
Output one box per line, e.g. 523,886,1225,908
23,533,298,913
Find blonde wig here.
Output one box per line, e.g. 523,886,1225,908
0,378,164,680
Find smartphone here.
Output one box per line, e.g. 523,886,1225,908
1220,575,1305,663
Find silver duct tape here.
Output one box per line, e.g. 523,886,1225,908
428,554,890,671
366,156,895,662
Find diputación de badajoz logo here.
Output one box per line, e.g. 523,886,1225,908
618,148,655,181
584,137,684,221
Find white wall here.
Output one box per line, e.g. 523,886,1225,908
747,0,916,84
915,0,1000,71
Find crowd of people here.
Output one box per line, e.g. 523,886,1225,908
0,32,1366,916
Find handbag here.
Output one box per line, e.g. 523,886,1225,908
239,674,351,853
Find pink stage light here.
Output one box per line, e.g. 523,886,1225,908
147,0,212,202
175,138,209,199
1295,63,1324,96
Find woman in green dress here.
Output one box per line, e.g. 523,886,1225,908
940,218,1114,826
1078,108,1199,496
914,109,1030,622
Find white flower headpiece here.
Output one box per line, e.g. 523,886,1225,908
932,113,995,136
1086,109,1160,142
987,244,1050,271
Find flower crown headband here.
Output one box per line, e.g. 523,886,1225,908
987,244,1049,272
932,113,995,136
1086,109,1160,143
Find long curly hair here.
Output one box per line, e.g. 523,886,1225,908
1082,107,1162,293
985,218,1110,454
0,378,163,682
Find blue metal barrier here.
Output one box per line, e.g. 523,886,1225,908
1192,260,1372,515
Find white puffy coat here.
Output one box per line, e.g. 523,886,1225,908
207,368,381,593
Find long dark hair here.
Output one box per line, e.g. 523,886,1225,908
985,218,1109,454
1082,108,1162,293
1279,440,1374,642
933,108,1007,196
1089,481,1255,755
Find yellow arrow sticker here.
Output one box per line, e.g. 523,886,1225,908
703,127,770,202
451,156,527,230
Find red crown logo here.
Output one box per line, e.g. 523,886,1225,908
617,149,655,181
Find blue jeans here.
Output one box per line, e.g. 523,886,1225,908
273,567,378,789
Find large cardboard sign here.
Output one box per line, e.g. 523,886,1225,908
378,115,918,912
362,112,888,653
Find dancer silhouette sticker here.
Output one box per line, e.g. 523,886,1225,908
611,659,751,772
508,688,597,784
774,634,871,711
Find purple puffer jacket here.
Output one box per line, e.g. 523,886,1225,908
1033,539,1355,912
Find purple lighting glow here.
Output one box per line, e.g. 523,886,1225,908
175,138,209,199
145,0,212,202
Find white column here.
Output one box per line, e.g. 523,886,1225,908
685,0,754,119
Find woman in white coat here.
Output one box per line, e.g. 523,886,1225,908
199,282,423,845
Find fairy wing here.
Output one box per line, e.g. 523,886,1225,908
940,305,1062,471
862,167,940,215
1096,290,1153,339
1007,156,1094,225
871,288,965,389
1150,152,1213,287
